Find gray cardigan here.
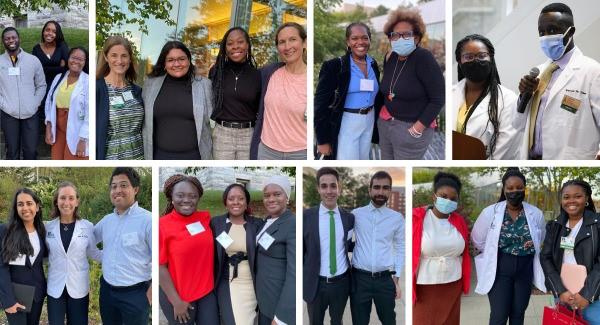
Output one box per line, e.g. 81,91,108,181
141,74,213,160
0,49,46,119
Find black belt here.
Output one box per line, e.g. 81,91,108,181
343,106,373,115
319,270,349,284
352,267,394,278
228,252,248,281
216,120,255,129
101,276,150,291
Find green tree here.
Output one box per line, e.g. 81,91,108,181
95,0,175,49
303,167,370,210
183,167,296,178
370,4,389,17
0,0,87,16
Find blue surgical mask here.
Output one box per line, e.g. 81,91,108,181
540,26,573,61
434,196,458,215
391,37,416,57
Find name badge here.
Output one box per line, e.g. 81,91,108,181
186,221,205,236
360,79,374,92
560,236,575,250
258,232,275,250
122,90,134,102
216,231,234,249
9,254,26,266
560,94,581,113
8,67,20,76
109,95,125,107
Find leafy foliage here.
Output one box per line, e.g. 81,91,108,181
0,0,87,17
303,167,371,210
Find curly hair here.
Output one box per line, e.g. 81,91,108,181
433,171,462,195
383,7,426,40
162,174,204,216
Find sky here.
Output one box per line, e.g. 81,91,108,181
343,0,418,8
351,167,405,186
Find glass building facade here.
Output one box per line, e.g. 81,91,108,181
110,0,306,79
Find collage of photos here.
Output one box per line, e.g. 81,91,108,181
0,0,599,325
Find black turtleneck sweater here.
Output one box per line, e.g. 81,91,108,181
153,74,198,153
210,60,261,122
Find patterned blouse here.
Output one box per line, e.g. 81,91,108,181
498,209,535,256
105,83,144,160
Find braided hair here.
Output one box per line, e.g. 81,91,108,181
560,179,596,214
498,167,526,202
209,27,256,117
162,174,204,216
455,34,502,158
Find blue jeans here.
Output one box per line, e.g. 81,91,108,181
337,110,374,160
584,300,600,325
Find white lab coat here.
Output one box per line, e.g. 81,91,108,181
513,47,600,159
453,79,520,159
471,200,546,294
46,218,102,299
44,71,89,156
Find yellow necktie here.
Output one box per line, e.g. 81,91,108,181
456,102,470,133
528,63,559,149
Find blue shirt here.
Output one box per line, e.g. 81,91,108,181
351,201,405,276
94,202,152,286
343,55,378,109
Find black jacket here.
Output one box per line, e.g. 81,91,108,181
0,224,47,308
302,206,354,304
541,209,600,302
314,52,383,159
209,214,264,325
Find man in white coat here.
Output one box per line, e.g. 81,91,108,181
515,2,600,160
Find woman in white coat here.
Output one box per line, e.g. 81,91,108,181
453,34,519,160
44,47,89,160
471,168,546,325
46,181,102,324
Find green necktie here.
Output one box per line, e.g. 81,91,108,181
329,210,337,275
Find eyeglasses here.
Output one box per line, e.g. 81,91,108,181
69,56,86,63
388,31,414,41
461,52,491,62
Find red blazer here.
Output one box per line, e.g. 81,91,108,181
412,206,471,304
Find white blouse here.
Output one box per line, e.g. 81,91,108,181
417,209,465,284
563,218,583,265
28,231,40,264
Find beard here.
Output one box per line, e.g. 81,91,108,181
371,195,388,206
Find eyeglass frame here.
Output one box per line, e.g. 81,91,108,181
388,31,415,41
460,52,491,62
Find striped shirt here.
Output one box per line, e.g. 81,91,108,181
106,83,144,160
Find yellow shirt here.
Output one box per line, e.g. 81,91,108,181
455,101,471,133
56,79,78,109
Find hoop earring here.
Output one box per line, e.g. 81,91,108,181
586,202,590,206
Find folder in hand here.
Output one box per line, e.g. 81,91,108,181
560,263,587,294
11,283,35,313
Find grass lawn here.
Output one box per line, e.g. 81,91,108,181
17,27,89,52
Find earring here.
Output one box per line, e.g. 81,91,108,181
586,202,590,206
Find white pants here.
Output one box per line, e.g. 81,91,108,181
336,109,374,160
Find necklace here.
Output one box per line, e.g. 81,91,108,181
230,68,243,92
387,55,408,101
61,223,71,231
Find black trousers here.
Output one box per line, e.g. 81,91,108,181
488,252,534,325
350,271,396,325
47,287,89,325
159,288,218,325
306,273,350,325
1,110,39,160
4,297,44,325
258,312,273,325
99,277,150,325
154,147,201,160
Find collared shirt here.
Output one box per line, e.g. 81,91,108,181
94,202,152,286
344,55,378,109
351,201,405,275
532,47,576,156
318,204,349,277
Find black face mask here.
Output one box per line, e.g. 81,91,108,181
460,60,492,83
505,190,525,206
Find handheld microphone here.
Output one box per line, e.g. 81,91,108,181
517,67,540,113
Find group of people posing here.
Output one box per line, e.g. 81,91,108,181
0,21,89,160
159,174,295,324
96,23,307,161
413,168,600,325
453,3,600,160
303,168,404,325
314,7,444,160
0,167,152,325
